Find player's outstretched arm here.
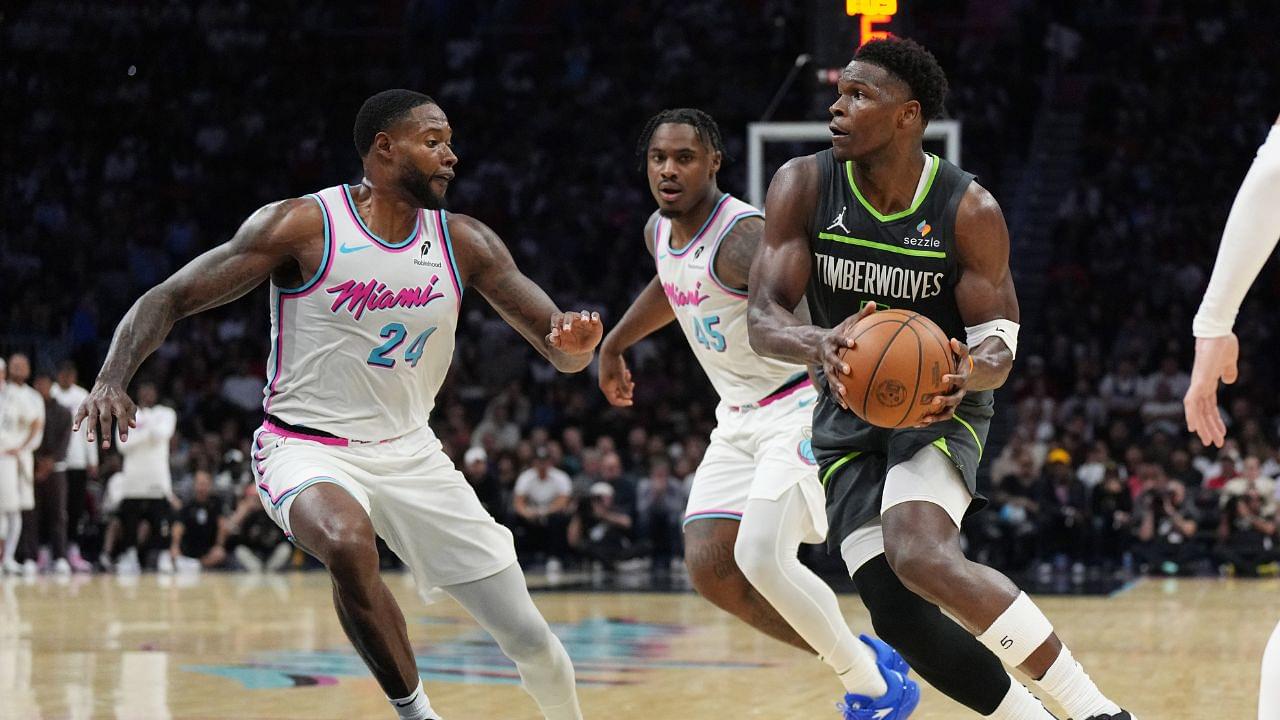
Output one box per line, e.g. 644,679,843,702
75,198,320,446
747,156,875,409
448,214,601,373
917,183,1019,425
1186,116,1280,447
599,213,677,406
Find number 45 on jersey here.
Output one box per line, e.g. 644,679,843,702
693,315,726,353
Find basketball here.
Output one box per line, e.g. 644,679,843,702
833,309,956,429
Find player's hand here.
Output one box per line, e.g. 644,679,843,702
820,302,878,410
1184,333,1237,448
598,350,635,407
548,310,603,356
916,338,970,426
73,381,137,449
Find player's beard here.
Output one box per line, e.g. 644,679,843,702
400,162,448,210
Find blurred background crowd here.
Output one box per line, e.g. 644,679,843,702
2,0,1279,583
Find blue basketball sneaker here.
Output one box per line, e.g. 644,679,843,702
836,635,919,720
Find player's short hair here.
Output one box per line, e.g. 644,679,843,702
854,37,949,125
634,108,726,171
353,89,437,157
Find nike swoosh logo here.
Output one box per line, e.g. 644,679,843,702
798,397,816,408
339,243,371,254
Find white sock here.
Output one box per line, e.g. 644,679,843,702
831,638,889,697
2,512,21,564
737,490,888,697
1260,621,1280,720
388,679,438,720
987,674,1056,719
1034,647,1121,719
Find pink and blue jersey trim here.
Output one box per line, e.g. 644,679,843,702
278,193,334,297
434,209,464,308
726,371,810,412
705,210,763,300
341,184,421,251
663,193,732,258
683,509,744,526
264,193,335,413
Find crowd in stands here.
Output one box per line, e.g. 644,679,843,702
965,3,1280,580
3,1,1278,582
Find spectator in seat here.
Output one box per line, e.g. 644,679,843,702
991,449,1043,571
635,457,686,571
1222,455,1277,505
1089,465,1133,570
1132,477,1204,575
599,450,637,518
162,469,226,573
1214,489,1278,577
463,446,504,521
226,482,292,572
512,445,572,569
1038,448,1089,573
568,481,636,570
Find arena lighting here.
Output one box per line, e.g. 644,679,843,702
846,0,896,46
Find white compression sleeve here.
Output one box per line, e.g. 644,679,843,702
1262,620,1280,720
1193,124,1280,337
735,486,886,697
443,564,582,720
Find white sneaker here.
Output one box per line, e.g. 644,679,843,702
53,559,71,576
545,557,563,584
265,543,293,572
157,553,175,575
234,546,264,573
115,548,140,575
22,560,38,577
1,559,20,575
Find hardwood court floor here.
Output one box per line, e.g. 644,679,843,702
1,570,1275,719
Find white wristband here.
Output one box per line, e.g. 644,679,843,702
965,318,1019,358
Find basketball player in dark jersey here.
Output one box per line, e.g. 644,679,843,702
747,39,1135,719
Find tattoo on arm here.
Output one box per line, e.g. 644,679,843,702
711,215,764,291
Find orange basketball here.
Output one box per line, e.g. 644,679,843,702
833,309,956,429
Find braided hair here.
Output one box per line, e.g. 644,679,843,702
634,108,726,171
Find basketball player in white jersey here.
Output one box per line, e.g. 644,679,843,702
1184,113,1280,720
599,108,917,718
75,90,598,720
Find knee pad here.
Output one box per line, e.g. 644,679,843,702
854,555,934,650
853,554,1010,715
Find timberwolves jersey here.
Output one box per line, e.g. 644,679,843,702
803,149,993,456
262,184,462,441
654,194,807,407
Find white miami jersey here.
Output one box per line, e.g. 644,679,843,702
655,193,807,407
263,184,462,440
